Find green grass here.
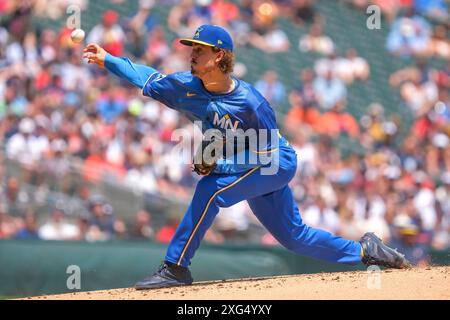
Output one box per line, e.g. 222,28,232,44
0,295,26,300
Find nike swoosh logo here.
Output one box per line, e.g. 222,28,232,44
186,92,196,97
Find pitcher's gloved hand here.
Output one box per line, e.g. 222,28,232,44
193,161,217,176
192,137,222,176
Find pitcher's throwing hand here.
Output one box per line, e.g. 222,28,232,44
83,43,107,68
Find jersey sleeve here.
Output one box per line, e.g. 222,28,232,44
142,72,183,110
104,53,157,89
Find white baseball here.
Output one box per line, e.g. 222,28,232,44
71,28,85,43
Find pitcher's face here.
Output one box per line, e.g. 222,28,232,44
190,43,221,77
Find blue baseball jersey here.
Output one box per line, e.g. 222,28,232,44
104,54,290,174
142,71,289,174
142,71,276,138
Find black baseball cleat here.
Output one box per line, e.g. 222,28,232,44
135,261,193,290
360,232,412,269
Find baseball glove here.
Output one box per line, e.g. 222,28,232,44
193,134,224,176
193,161,217,176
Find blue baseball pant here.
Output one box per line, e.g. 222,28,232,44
165,144,362,267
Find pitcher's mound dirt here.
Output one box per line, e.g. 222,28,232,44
25,266,450,300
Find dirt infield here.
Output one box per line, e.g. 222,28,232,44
25,266,450,300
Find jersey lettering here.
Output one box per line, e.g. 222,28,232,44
213,112,239,132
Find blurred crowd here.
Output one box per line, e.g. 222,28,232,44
0,179,180,243
0,0,449,266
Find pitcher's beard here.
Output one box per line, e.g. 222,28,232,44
190,65,217,84
191,63,206,76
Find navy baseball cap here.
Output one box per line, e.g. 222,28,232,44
180,25,233,51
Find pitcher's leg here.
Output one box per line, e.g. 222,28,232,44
248,186,362,265
136,170,262,290
165,167,261,267
164,177,222,267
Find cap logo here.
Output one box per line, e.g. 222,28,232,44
217,40,223,44
194,27,203,39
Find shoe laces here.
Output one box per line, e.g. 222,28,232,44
155,262,169,274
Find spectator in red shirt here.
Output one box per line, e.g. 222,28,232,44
317,100,360,138
284,90,321,135
86,10,125,56
156,215,180,244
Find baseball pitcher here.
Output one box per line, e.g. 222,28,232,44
83,25,411,290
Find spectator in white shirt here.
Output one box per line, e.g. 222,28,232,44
299,22,335,56
302,196,340,234
38,208,79,241
249,22,290,53
7,117,49,168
